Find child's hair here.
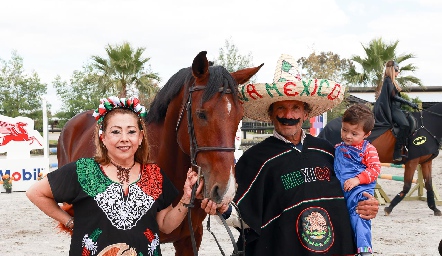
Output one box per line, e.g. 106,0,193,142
342,104,375,134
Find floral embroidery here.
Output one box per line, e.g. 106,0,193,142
137,164,163,200
81,228,102,256
97,243,138,255
77,158,112,197
76,160,165,231
144,229,155,242
144,228,159,256
95,183,154,230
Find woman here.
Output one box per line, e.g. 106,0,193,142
373,60,418,161
27,96,201,255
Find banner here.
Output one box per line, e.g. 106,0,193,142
0,114,48,192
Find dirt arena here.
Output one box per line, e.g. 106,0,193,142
1,151,442,255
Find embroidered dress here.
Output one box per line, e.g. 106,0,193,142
334,140,380,254
48,158,178,256
234,135,355,255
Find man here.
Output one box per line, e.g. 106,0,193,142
201,54,379,255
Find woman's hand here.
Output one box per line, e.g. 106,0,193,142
181,168,203,204
356,192,379,219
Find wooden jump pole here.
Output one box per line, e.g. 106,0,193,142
378,174,417,183
371,163,441,206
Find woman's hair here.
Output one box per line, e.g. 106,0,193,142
375,60,401,100
342,104,374,134
94,108,149,165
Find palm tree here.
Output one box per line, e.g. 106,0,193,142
344,37,423,89
92,42,160,98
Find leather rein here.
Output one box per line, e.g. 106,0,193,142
175,84,245,256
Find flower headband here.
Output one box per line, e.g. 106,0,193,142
92,96,147,126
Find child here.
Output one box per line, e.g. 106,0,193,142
334,104,381,256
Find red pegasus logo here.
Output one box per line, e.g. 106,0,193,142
0,121,42,147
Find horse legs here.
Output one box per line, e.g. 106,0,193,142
421,161,442,216
384,160,418,216
384,192,406,216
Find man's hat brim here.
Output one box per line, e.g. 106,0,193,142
239,79,345,122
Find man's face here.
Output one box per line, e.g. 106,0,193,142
269,100,308,140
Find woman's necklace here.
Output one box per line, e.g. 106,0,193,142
110,161,135,184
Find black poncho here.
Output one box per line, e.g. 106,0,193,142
234,135,356,255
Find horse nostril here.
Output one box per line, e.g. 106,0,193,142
210,185,222,204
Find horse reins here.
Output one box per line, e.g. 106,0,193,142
422,107,442,118
175,83,245,256
414,109,441,147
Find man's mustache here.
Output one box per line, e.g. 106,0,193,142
276,117,301,126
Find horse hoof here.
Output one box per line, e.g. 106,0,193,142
434,210,442,216
384,207,392,216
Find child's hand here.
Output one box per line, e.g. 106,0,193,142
343,177,360,191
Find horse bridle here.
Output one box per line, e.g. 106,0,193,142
176,85,236,176
175,83,245,256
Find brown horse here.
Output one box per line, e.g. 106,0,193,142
57,51,263,255
318,103,442,216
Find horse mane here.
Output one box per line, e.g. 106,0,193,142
146,65,238,123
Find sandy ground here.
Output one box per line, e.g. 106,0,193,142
1,151,442,256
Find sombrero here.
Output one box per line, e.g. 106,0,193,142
239,54,346,122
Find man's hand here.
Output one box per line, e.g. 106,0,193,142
201,198,229,215
356,192,379,220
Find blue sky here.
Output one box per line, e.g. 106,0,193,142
1,0,441,113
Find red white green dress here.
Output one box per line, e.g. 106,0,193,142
48,158,178,256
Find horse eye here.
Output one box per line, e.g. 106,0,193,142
196,110,207,120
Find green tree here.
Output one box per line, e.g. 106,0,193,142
344,37,423,89
53,64,103,126
91,42,160,98
54,42,160,126
297,51,354,121
0,51,47,131
297,51,355,84
215,38,254,73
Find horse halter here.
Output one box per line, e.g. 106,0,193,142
176,84,236,180
175,83,244,256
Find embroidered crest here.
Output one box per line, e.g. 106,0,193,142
297,207,333,252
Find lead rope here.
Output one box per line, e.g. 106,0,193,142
185,182,199,256
183,84,243,256
206,202,246,256
185,88,201,256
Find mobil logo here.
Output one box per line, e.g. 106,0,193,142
0,168,42,181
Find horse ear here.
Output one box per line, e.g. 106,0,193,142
192,51,209,79
231,63,264,85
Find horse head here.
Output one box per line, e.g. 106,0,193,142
146,51,263,207
175,51,263,204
